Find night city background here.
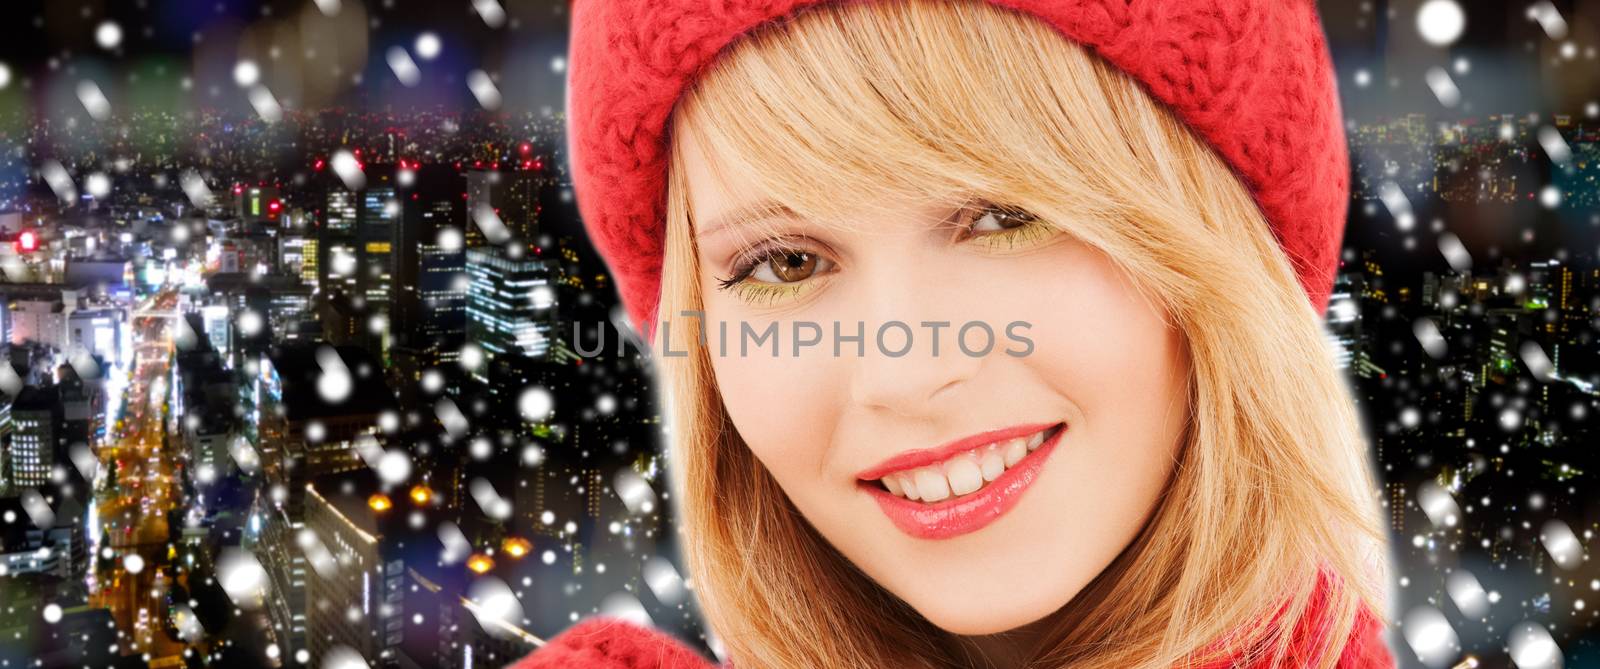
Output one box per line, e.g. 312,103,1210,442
0,0,1594,668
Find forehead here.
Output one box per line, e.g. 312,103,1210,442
673,121,964,241
674,127,749,219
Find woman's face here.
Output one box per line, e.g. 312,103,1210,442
678,129,1192,636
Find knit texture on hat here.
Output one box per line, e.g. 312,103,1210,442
567,0,1350,332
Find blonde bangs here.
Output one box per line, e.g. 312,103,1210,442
658,1,1392,667
675,0,1164,271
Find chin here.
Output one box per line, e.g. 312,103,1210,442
909,593,1063,636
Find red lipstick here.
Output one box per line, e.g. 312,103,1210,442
854,423,1058,482
859,422,1066,540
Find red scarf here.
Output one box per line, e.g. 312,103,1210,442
513,572,1394,668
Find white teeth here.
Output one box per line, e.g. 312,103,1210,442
944,455,983,496
978,446,1005,482
876,425,1063,502
899,474,919,501
1003,438,1028,467
914,468,951,502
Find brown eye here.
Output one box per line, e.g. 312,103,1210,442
716,243,837,294
759,251,821,283
970,205,1036,233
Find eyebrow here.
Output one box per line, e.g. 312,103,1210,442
694,196,982,240
695,199,799,240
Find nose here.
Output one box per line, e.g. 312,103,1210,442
844,264,985,419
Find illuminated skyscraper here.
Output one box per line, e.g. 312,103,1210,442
6,386,61,490
360,186,399,309
326,191,358,232
465,247,555,361
280,231,318,289
391,166,467,367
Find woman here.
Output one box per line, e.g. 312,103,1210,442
517,0,1395,667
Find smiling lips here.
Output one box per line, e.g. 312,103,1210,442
858,422,1067,540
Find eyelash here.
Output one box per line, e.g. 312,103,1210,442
714,202,1053,302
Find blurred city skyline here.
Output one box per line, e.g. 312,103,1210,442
0,1,1596,669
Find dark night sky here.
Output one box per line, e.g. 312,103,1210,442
0,0,575,115
0,0,1593,121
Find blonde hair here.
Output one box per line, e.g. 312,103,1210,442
655,1,1392,667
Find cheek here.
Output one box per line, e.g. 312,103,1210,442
1015,258,1189,573
1022,255,1188,492
701,310,843,485
1032,294,1186,440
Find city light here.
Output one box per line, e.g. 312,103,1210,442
368,493,392,512
409,485,433,505
502,537,531,559
466,554,494,574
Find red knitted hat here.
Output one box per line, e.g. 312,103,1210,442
567,0,1350,332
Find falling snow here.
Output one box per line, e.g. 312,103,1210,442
0,2,1591,668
